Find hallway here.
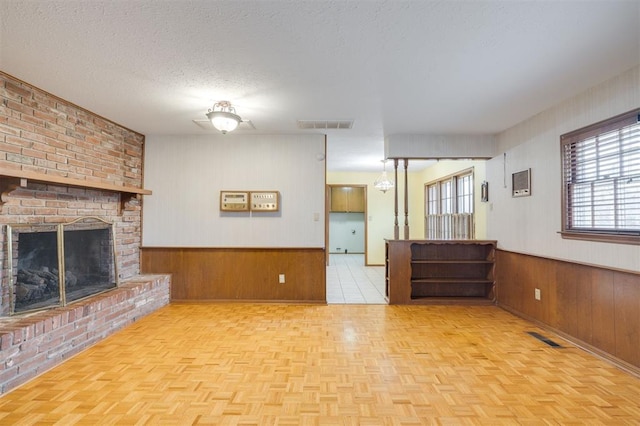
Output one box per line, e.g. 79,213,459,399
326,254,386,304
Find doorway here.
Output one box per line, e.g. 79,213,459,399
327,185,367,258
326,184,385,303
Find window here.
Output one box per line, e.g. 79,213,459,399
561,109,640,245
427,184,438,216
425,169,474,239
440,180,453,214
457,173,473,214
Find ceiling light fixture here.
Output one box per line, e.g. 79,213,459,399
374,160,394,193
206,101,242,134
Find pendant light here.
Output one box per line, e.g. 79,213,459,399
374,159,394,193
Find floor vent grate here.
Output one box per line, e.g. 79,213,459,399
527,331,562,348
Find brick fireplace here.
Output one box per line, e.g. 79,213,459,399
0,72,170,394
7,217,118,315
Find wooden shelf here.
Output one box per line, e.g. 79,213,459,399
411,260,493,264
385,239,497,304
408,296,495,306
411,278,494,284
0,167,151,214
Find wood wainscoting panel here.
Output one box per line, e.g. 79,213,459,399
496,249,640,373
614,271,640,367
530,255,556,328
141,247,326,302
494,251,523,311
555,262,585,340
590,269,615,352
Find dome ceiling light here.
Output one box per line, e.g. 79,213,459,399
206,101,242,134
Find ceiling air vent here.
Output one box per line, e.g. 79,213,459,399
297,120,353,130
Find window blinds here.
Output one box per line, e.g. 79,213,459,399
562,112,640,234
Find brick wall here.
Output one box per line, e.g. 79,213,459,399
0,72,143,186
0,71,146,316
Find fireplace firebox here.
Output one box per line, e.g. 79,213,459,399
6,217,118,315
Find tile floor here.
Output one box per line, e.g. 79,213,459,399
326,253,387,304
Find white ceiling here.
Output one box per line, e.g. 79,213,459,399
1,1,638,172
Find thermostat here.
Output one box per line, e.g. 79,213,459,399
220,191,249,211
251,191,280,212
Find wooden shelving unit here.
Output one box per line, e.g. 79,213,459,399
386,239,496,305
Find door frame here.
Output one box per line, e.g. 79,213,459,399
325,184,368,266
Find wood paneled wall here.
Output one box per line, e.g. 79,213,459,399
496,249,640,372
140,247,326,303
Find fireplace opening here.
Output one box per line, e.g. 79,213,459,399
13,227,60,312
64,226,115,304
7,217,118,315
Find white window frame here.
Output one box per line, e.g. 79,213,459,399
425,168,475,240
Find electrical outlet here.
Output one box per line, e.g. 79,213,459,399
279,274,285,284
534,288,541,300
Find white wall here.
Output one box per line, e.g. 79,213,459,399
142,134,326,247
386,134,496,159
486,66,639,272
328,213,365,253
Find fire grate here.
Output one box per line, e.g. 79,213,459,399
527,331,562,348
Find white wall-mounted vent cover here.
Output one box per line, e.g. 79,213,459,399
512,168,531,197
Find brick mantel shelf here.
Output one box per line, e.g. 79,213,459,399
0,167,152,214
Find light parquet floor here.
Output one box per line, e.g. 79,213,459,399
0,303,639,425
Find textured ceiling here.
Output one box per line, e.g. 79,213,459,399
1,0,638,172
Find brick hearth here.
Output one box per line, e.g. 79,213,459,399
0,275,170,394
